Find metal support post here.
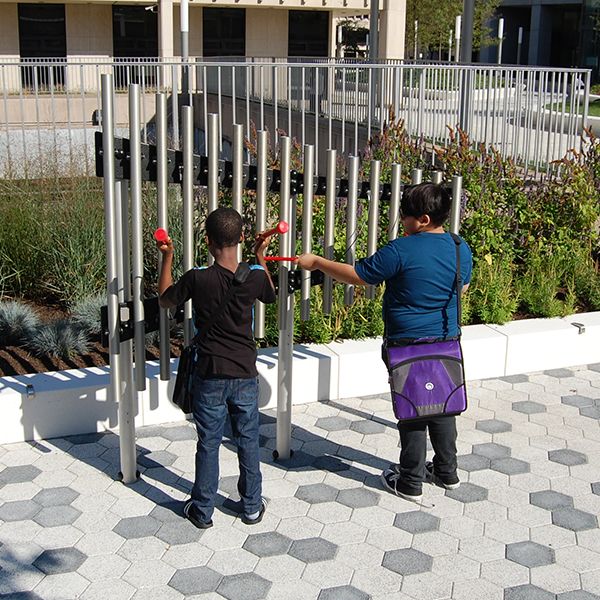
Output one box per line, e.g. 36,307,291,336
431,171,443,184
182,106,194,344
254,130,268,339
101,74,136,485
497,18,504,65
411,168,423,185
156,93,171,381
276,136,293,461
450,175,463,235
208,113,219,217
344,156,359,306
232,123,244,262
129,84,146,392
517,27,523,65
180,0,189,106
388,163,402,241
300,144,314,321
323,149,336,315
366,160,381,300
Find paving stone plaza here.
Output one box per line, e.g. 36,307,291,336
2,364,600,599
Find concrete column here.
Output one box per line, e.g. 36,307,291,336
379,0,406,60
528,3,551,66
159,0,174,59
0,3,21,93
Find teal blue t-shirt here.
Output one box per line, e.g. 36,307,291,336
354,232,472,340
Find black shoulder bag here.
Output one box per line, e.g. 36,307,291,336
172,262,251,414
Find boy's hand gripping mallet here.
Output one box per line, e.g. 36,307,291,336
260,221,297,262
154,228,169,243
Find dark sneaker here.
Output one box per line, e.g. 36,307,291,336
380,469,423,502
241,498,268,525
183,500,213,529
425,461,460,490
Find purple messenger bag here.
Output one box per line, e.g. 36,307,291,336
385,338,467,421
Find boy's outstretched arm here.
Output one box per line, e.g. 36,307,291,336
297,253,367,286
157,236,176,307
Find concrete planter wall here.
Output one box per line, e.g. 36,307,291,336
1,312,599,444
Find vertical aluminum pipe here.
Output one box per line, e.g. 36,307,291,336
366,160,381,300
207,113,219,267
431,171,443,184
300,144,314,321
388,163,402,241
101,74,136,485
129,84,146,392
344,156,359,306
411,168,423,185
182,105,194,345
232,123,244,262
450,175,463,235
323,149,336,315
156,92,170,381
276,136,294,461
254,130,268,339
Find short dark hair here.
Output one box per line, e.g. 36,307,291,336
205,207,243,248
400,183,452,226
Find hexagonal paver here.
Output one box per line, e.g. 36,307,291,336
544,368,574,378
113,516,161,539
243,532,292,557
32,487,79,507
161,425,197,441
530,490,574,511
155,520,204,545
472,443,511,460
313,456,350,472
552,508,598,531
315,417,352,432
149,501,185,522
34,505,82,527
476,419,512,434
557,592,600,600
548,449,588,466
512,401,547,414
138,450,177,468
0,500,41,522
445,482,488,503
506,541,555,568
500,374,530,384
288,538,338,563
458,454,491,472
295,484,338,504
490,458,530,475
393,511,440,534
168,566,222,595
349,420,386,435
382,548,433,575
318,585,370,600
561,395,595,408
32,547,87,575
65,432,107,444
337,488,379,509
217,572,272,600
592,483,600,496
580,405,600,419
504,584,556,600
0,465,42,484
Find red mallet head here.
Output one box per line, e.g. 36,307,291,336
154,228,169,243
262,221,289,237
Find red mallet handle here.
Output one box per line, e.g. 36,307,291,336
154,228,169,243
262,221,289,237
264,256,298,262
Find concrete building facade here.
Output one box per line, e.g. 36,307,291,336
0,0,406,66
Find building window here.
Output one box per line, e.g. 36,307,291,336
288,11,329,57
203,8,245,57
112,6,158,89
18,4,66,89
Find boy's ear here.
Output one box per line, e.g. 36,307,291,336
239,232,245,243
417,214,431,226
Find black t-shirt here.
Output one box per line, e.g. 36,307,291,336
161,262,276,379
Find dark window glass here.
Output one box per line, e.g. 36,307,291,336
288,10,328,57
18,4,66,88
112,5,158,58
203,8,245,57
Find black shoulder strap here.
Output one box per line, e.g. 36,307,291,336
449,233,463,328
189,262,251,347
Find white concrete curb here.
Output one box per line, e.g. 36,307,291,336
1,313,599,444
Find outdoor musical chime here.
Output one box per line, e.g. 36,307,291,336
97,74,463,484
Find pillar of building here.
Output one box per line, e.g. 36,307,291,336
528,3,551,67
378,0,406,60
159,0,174,59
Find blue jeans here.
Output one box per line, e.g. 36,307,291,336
189,375,262,522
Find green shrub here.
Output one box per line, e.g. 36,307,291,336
27,320,91,360
0,301,40,345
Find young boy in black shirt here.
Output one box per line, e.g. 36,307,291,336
157,207,276,528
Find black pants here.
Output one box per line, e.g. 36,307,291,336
397,416,458,491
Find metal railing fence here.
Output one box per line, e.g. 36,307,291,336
0,57,591,179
